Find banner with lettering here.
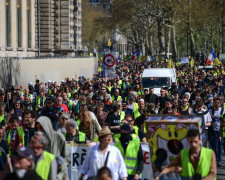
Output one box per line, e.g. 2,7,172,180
66,143,154,180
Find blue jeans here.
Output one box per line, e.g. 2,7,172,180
210,131,223,163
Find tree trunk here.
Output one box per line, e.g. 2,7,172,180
157,17,165,53
150,33,154,56
165,27,171,58
171,25,177,62
189,26,196,57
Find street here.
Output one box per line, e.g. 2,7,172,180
217,155,225,180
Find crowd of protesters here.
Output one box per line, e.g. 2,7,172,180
0,58,224,179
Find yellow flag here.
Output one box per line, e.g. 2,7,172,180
168,59,174,68
215,58,221,66
107,38,111,47
190,57,194,67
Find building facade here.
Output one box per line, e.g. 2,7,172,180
0,0,36,58
0,0,82,58
37,0,82,56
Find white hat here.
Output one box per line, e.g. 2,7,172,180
28,82,33,86
48,80,51,83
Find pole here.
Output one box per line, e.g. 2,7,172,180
187,27,189,57
38,0,40,57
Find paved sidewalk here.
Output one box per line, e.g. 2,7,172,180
217,155,225,180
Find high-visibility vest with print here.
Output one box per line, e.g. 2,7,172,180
115,138,140,175
114,133,139,142
35,96,46,111
180,147,215,180
112,95,122,102
36,151,55,180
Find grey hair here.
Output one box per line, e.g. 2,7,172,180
35,131,50,146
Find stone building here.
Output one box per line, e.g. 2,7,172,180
37,0,82,56
0,0,82,58
0,0,36,58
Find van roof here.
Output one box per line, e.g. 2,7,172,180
142,68,176,78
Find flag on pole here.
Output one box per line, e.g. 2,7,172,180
107,38,111,47
215,58,221,66
117,55,121,64
206,49,216,65
168,59,174,68
190,57,194,67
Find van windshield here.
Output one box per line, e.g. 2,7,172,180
142,77,171,88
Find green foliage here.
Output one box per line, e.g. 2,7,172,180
82,0,112,51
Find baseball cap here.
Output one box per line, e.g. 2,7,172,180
15,147,35,160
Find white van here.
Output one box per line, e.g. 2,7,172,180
142,68,177,95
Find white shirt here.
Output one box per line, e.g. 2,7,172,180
194,109,212,129
80,144,127,180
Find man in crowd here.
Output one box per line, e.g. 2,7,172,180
155,129,216,180
30,131,57,180
114,124,144,180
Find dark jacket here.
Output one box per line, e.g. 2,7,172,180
4,170,42,180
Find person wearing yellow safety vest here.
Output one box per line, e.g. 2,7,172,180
4,147,42,180
6,115,25,154
112,89,122,102
114,124,144,180
31,131,57,180
134,99,145,120
62,92,73,112
0,127,13,175
0,102,7,130
126,94,138,115
65,119,87,143
123,114,147,143
155,129,216,180
35,91,46,111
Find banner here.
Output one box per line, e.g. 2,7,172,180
145,115,202,167
67,143,154,180
180,57,189,64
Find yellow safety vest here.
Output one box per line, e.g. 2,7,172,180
112,95,122,102
35,96,46,111
115,138,140,175
7,126,25,156
180,147,215,180
36,151,55,180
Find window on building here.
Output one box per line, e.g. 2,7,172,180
6,0,10,47
17,0,21,47
27,0,31,48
